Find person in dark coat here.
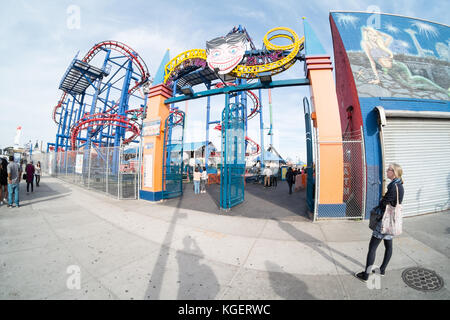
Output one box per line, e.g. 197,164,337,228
25,161,35,193
0,157,8,204
285,167,295,195
356,163,404,282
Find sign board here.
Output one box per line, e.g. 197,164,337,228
75,154,83,174
143,154,153,188
143,119,161,136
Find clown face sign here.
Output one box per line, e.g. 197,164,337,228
206,33,248,75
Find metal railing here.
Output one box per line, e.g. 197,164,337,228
32,146,140,200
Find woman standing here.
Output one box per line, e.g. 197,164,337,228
355,163,404,281
193,167,201,195
35,161,42,187
25,161,35,193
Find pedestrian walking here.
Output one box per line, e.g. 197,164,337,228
263,166,272,187
193,167,201,194
200,166,208,194
35,161,42,187
285,167,295,194
26,161,35,193
355,163,404,282
271,165,278,187
7,155,21,208
0,157,8,205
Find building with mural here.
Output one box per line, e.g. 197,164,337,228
330,11,450,218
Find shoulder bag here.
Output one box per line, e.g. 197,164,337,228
381,184,403,236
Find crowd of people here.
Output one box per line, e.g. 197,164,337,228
0,156,42,208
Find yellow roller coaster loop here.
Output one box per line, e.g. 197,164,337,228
164,49,207,84
163,27,304,84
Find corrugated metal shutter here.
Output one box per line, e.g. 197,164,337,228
382,116,450,217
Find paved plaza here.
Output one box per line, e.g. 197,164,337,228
0,177,449,300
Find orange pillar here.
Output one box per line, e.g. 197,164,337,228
306,56,346,216
139,84,172,201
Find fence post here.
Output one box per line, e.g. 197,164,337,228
65,151,68,177
88,149,92,189
361,126,367,220
106,147,109,195
313,127,320,222
117,145,121,199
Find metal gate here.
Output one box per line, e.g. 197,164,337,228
220,95,245,209
162,110,185,199
303,97,315,213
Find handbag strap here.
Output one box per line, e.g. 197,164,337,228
395,184,399,206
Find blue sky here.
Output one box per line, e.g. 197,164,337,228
1,0,448,162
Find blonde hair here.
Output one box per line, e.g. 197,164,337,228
389,163,403,183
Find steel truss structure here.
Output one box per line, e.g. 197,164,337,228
49,41,150,157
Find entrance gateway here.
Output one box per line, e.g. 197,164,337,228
139,20,349,218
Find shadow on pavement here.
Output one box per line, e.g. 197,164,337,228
265,261,316,300
176,236,220,299
278,220,365,275
159,181,309,221
11,177,72,206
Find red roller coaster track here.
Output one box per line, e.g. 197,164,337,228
53,40,150,125
53,41,150,150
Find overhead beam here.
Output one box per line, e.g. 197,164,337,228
164,78,310,104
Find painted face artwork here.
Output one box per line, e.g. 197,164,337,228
206,33,247,75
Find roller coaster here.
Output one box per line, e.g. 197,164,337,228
49,40,150,153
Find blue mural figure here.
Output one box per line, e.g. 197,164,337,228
361,26,450,97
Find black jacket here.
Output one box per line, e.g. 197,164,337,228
285,171,295,184
379,179,404,213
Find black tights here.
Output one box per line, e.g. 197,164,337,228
35,175,40,186
27,181,34,192
365,236,393,274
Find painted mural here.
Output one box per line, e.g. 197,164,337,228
331,12,450,101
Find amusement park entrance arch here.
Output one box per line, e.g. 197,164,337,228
139,21,348,218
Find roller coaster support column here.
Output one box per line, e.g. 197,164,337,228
139,83,172,202
258,89,265,168
55,99,69,153
303,18,346,217
240,79,248,152
112,58,133,173
268,89,273,147
205,83,211,170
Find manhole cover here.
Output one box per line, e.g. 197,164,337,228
402,267,444,292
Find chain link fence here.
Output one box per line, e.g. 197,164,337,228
314,127,366,220
32,146,140,200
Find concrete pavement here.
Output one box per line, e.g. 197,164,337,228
0,176,449,300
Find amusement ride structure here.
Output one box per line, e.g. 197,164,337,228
155,25,306,207
49,41,151,153
161,25,304,171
